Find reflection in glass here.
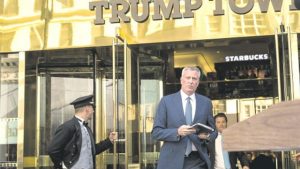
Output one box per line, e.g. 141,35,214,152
0,54,19,168
39,77,93,155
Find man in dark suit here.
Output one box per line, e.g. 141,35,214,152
250,152,276,169
209,113,249,169
152,66,217,169
48,95,118,169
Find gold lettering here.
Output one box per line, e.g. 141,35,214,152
153,0,182,20
257,0,283,13
183,0,202,18
109,0,130,23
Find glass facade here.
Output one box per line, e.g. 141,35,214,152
0,54,18,168
0,53,24,168
0,34,299,168
11,35,299,168
1,1,300,169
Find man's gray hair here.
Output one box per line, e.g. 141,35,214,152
75,106,86,113
181,66,201,78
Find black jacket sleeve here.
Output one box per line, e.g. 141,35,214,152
95,138,113,154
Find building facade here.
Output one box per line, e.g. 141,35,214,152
0,0,300,168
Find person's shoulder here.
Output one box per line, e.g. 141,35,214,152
162,92,180,100
165,92,180,97
65,117,77,124
58,117,79,130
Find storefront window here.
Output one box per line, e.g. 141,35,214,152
0,53,19,168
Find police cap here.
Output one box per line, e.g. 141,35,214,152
70,94,94,109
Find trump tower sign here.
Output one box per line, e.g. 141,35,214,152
89,0,300,25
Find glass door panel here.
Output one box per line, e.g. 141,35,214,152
33,49,96,168
139,78,164,169
275,29,300,101
0,53,22,169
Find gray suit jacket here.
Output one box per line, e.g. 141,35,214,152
152,91,217,169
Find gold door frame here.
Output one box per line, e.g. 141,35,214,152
275,27,300,101
287,29,300,99
112,32,130,169
18,52,25,168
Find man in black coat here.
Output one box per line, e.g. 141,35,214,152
250,153,276,169
208,113,249,169
48,95,117,169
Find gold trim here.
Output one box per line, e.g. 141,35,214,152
289,33,300,99
287,27,294,100
112,37,117,169
17,52,25,168
274,29,282,102
95,75,105,167
36,75,41,167
23,156,37,167
124,39,129,169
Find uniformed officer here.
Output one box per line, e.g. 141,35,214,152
48,95,117,169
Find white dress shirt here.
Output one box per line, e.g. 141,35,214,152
214,133,227,169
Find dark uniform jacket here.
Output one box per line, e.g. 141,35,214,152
250,154,276,169
48,117,113,169
208,139,249,169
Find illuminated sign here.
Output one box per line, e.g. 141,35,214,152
225,54,269,62
89,0,300,25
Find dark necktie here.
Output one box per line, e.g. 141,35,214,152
83,121,88,126
185,97,192,156
77,118,88,127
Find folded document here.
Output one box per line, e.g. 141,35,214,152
189,123,214,134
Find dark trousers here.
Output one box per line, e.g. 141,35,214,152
183,151,207,169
